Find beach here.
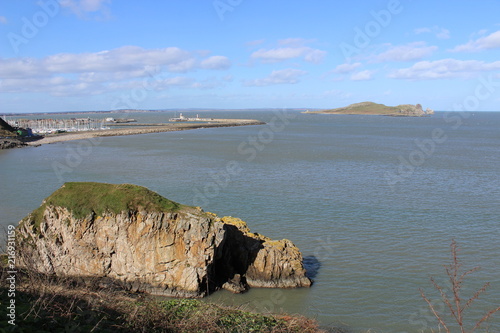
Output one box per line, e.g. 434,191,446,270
26,119,265,146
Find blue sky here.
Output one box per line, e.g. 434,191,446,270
1,0,500,113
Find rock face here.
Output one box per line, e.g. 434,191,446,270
215,216,311,292
0,138,27,149
395,104,426,116
396,104,435,116
16,182,311,297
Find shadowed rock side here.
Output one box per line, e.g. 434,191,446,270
15,182,311,297
214,216,311,292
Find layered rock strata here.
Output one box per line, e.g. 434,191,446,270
16,182,311,297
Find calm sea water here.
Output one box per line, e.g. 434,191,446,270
1,111,499,332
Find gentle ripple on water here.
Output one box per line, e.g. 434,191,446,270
1,111,499,332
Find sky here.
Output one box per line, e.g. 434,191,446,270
1,0,500,113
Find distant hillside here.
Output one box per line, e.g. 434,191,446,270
303,102,434,117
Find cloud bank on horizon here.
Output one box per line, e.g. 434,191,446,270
1,0,500,113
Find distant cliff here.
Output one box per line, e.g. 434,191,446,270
304,102,434,117
16,182,311,297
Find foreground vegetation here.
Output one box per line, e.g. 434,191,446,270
0,266,332,332
420,240,500,333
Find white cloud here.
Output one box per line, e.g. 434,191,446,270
389,59,500,80
0,73,196,97
475,29,489,37
60,0,111,19
0,46,230,79
244,68,307,86
79,67,160,83
166,58,197,73
251,47,302,62
374,42,437,62
332,62,361,74
48,46,195,73
350,70,375,81
249,38,326,64
304,49,327,64
450,30,500,52
0,77,70,92
110,76,193,91
251,39,326,64
190,77,227,90
0,76,105,96
414,26,450,39
0,46,231,96
199,56,231,70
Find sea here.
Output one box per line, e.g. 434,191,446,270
1,110,499,332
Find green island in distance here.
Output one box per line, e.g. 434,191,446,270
303,101,434,117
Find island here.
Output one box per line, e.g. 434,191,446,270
303,101,434,117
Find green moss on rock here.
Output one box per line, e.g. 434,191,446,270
26,182,183,230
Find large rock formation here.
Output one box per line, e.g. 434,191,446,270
16,182,311,297
396,104,426,116
396,103,433,116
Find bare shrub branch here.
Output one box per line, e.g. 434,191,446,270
419,288,450,333
420,239,500,332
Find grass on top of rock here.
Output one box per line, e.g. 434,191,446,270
28,182,183,227
320,102,399,115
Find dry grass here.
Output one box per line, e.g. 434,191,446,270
1,252,331,332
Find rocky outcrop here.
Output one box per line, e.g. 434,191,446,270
0,138,27,149
214,216,311,292
16,182,311,297
395,104,435,116
395,104,426,116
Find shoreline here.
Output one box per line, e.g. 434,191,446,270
26,119,265,146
